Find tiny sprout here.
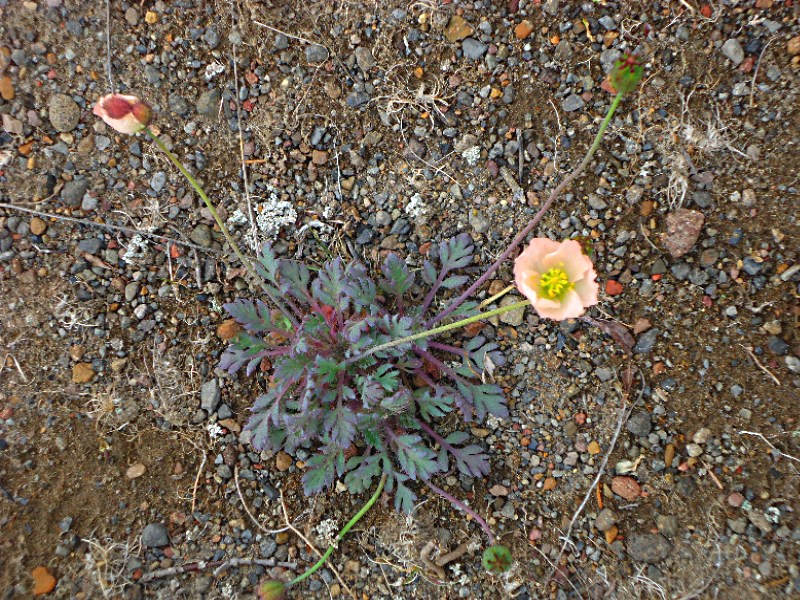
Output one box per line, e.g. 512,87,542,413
610,52,644,94
482,545,513,574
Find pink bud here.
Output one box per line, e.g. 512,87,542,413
93,94,151,134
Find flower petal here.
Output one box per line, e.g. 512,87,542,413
533,289,585,320
573,272,599,307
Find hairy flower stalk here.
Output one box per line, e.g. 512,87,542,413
344,298,529,366
258,474,387,598
143,129,298,328
92,93,297,327
426,58,642,328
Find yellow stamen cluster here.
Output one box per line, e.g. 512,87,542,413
538,267,572,300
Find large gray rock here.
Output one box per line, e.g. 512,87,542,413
49,94,80,132
627,534,671,563
721,39,744,66
141,523,170,547
61,178,90,207
196,89,221,118
200,379,221,413
462,38,488,61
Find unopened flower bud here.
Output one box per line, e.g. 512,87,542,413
256,580,287,600
93,94,152,134
610,53,644,94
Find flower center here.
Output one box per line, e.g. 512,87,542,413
538,268,572,300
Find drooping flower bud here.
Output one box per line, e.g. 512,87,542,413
610,53,644,94
513,238,599,321
93,94,152,134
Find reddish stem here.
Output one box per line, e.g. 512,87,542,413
424,479,495,545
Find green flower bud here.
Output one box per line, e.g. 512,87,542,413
257,580,287,600
610,53,644,94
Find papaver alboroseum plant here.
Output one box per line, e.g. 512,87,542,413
94,52,643,592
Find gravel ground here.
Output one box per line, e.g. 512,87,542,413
1,1,799,598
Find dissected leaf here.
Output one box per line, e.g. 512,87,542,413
457,381,508,421
255,244,280,284
314,356,344,385
279,260,312,304
393,479,417,514
438,234,474,272
379,253,415,297
219,333,270,375
393,434,439,481
323,405,357,448
450,444,490,478
415,388,453,421
380,389,412,414
421,259,437,286
313,257,349,311
224,299,273,333
302,452,340,495
441,274,470,290
344,453,382,494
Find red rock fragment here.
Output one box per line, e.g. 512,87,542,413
605,280,624,296
611,476,641,501
664,209,704,258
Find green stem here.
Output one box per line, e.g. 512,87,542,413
144,128,297,328
589,91,623,157
346,300,530,365
288,474,387,588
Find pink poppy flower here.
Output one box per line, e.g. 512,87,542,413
93,94,151,134
513,238,599,321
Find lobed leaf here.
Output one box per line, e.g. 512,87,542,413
456,381,508,421
379,254,415,298
219,333,270,376
302,452,341,495
255,244,280,284
450,444,491,478
393,480,417,514
224,299,274,333
421,259,437,286
415,388,453,421
344,453,383,495
278,260,312,304
313,257,349,312
438,234,474,272
392,434,439,481
323,405,357,448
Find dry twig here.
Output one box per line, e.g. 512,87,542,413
739,431,800,464
740,344,781,386
234,465,290,535
550,398,633,581
139,557,298,584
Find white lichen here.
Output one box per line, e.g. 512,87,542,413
123,233,149,262
314,518,339,547
405,193,427,219
462,145,482,166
